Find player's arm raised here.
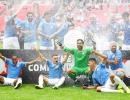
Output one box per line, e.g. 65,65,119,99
92,50,107,59
57,43,75,55
26,50,47,66
61,53,69,64
49,24,65,39
57,41,64,50
37,51,47,62
37,27,50,40
26,56,41,66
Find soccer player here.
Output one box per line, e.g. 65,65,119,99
120,12,130,50
85,15,103,47
106,41,125,78
49,14,73,50
0,53,40,89
20,12,37,49
59,39,107,84
38,12,57,50
106,15,120,42
3,14,20,49
85,58,130,93
35,52,69,89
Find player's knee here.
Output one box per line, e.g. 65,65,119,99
110,74,116,83
67,70,71,74
0,76,4,84
39,74,44,79
43,76,48,85
61,76,65,81
67,70,74,74
43,76,47,80
110,74,115,79
116,71,125,79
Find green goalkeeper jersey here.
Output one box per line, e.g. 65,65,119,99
64,47,93,68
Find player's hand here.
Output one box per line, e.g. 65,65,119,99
38,52,45,61
83,86,96,89
119,31,124,36
56,41,64,49
114,58,118,64
49,34,56,39
35,56,42,62
44,35,50,40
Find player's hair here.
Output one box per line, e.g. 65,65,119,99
77,39,84,44
12,54,18,58
44,12,50,17
122,12,129,17
110,41,117,47
89,58,97,64
27,12,34,16
12,55,18,60
52,53,58,57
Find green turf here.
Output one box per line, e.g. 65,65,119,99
0,41,3,49
0,84,130,100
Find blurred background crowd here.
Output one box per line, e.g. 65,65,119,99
0,0,130,50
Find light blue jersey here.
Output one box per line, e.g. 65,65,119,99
15,18,23,28
108,22,120,41
122,22,130,45
57,22,69,37
47,60,64,79
92,64,109,86
6,58,27,79
38,18,57,47
22,20,37,42
4,20,17,37
87,22,102,36
4,17,22,37
107,50,123,70
56,22,69,43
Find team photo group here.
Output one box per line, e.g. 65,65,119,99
0,0,130,100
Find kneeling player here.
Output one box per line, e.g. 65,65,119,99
84,58,130,93
0,53,40,89
35,52,69,89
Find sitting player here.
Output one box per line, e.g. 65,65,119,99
35,52,69,89
0,53,40,89
106,41,125,79
84,58,130,93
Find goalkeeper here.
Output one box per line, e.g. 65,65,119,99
58,39,107,84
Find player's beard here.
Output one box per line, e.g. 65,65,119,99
77,45,83,50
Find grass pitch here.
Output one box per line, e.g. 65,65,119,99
0,84,130,100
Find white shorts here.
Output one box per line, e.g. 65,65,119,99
122,44,130,50
107,68,125,78
24,42,36,49
40,46,54,50
3,77,17,86
3,37,20,49
40,39,54,50
101,78,117,90
48,78,60,86
113,70,125,78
